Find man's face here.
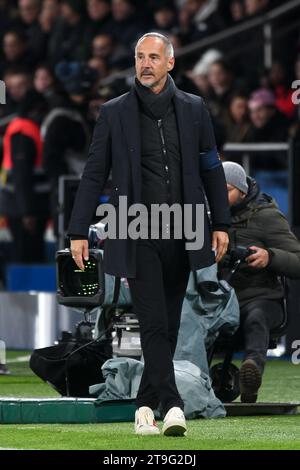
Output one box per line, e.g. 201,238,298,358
245,0,268,16
19,0,40,24
185,0,203,15
135,37,174,90
3,33,25,61
92,35,113,59
6,74,31,101
154,8,175,29
227,184,246,206
87,0,110,21
250,105,273,129
34,68,53,93
208,63,230,90
112,0,133,21
230,96,248,123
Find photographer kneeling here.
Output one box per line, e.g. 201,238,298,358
219,161,300,403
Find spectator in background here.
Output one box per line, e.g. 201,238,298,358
86,0,114,40
168,33,183,53
92,33,114,61
190,60,210,97
268,61,295,120
152,2,178,33
34,64,62,108
244,0,270,17
48,0,89,65
171,35,201,95
18,0,40,24
0,30,31,78
189,49,223,98
188,54,228,147
42,62,97,236
224,93,250,143
0,89,50,263
110,0,146,51
15,0,47,65
177,1,193,42
34,64,55,95
39,0,61,34
178,0,204,43
229,0,244,23
0,0,17,43
180,0,224,42
232,0,271,88
245,89,289,145
207,59,240,125
91,33,131,71
0,67,32,119
245,89,290,174
4,68,32,105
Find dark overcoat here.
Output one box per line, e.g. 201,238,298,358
68,85,231,277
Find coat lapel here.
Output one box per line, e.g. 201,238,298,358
119,88,141,203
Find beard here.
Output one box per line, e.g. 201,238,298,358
139,77,159,88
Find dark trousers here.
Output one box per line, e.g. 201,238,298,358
7,217,47,263
127,236,190,415
240,298,284,372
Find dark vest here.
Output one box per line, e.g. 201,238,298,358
138,99,183,207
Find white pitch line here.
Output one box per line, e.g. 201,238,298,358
6,356,30,364
0,448,23,450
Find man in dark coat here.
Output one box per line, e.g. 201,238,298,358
68,32,230,436
0,89,50,263
220,161,300,403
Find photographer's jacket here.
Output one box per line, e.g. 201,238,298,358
220,177,300,306
68,77,231,277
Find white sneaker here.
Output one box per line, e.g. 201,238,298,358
134,407,160,435
162,407,187,436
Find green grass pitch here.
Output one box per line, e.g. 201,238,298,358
0,351,299,450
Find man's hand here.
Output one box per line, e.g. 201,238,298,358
70,240,89,271
246,245,269,269
212,231,229,263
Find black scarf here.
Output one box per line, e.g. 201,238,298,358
134,74,176,120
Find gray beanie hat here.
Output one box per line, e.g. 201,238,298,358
222,161,249,194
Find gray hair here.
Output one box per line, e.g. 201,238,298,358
135,32,174,59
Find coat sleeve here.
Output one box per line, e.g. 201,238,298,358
259,208,300,279
67,105,112,238
197,98,231,232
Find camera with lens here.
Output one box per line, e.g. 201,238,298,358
220,245,257,282
229,245,256,264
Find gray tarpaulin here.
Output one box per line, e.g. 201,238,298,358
90,357,226,419
174,263,240,375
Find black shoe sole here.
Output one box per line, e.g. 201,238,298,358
239,359,262,403
163,424,187,437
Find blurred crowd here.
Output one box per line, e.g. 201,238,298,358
0,0,300,263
